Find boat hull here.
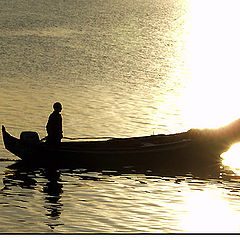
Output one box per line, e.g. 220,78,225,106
2,125,229,173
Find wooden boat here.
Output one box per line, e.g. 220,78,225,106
2,119,240,172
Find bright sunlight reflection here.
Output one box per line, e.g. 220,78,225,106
221,143,240,175
179,187,240,232
183,0,240,129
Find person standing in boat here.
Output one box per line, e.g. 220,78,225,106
46,102,63,145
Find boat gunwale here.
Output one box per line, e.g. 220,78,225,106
2,125,193,155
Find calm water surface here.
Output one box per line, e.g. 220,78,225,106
1,0,240,233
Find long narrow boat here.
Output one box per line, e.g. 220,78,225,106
2,119,240,172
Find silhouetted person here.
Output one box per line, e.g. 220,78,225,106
46,102,63,146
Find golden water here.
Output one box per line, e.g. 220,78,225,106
1,0,240,233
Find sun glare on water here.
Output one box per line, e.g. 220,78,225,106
173,1,240,232
221,143,240,175
180,0,240,174
179,187,240,232
183,0,240,130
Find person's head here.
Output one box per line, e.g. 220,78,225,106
53,102,62,112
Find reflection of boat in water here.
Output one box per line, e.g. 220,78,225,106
2,119,240,172
6,159,222,179
3,162,64,228
1,160,236,233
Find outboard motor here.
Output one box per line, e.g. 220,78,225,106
20,131,40,144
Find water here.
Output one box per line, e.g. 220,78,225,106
0,0,190,145
1,0,240,234
1,160,240,233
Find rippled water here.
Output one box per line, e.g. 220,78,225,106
1,160,240,233
0,0,191,149
1,0,240,234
